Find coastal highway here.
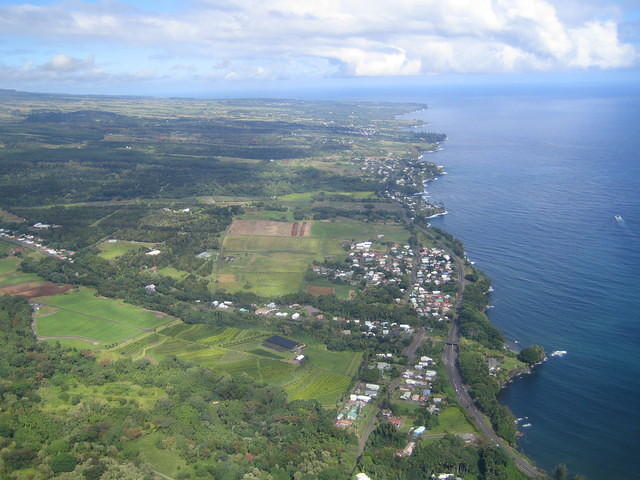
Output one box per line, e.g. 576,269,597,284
442,256,544,478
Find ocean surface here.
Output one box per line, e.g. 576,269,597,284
407,92,640,479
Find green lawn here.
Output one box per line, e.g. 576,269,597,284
97,240,154,260
428,407,476,435
0,240,13,255
156,266,190,280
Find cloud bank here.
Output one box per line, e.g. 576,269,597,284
0,0,636,86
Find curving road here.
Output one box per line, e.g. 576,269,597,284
442,257,544,478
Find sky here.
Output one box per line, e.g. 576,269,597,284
0,0,638,96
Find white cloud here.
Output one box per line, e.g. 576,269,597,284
0,0,636,82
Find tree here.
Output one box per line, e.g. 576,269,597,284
51,454,78,473
518,345,546,366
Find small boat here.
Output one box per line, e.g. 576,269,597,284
614,215,624,223
522,423,532,428
550,350,567,357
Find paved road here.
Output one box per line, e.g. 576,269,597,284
442,257,544,478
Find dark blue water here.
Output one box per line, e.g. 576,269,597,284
409,93,640,479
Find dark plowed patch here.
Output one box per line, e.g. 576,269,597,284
306,285,334,296
0,282,74,298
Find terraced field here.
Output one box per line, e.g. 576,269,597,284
138,325,359,407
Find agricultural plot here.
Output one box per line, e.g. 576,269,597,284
283,368,351,407
311,220,411,244
37,287,170,329
34,287,173,346
228,219,310,237
141,325,360,407
279,191,376,202
115,333,164,356
304,345,363,377
0,255,68,297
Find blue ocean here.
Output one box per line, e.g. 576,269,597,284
405,90,640,479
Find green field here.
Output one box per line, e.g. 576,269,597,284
0,240,13,255
97,240,154,260
428,407,476,435
311,220,410,244
34,287,172,345
156,266,190,280
0,256,44,286
279,191,376,201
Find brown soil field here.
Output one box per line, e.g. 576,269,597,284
306,285,335,296
0,282,74,298
228,220,310,237
216,274,237,283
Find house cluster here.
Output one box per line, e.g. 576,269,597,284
0,229,74,260
398,356,442,413
339,318,413,339
253,302,303,320
408,248,455,320
335,382,381,428
312,240,414,288
359,153,446,219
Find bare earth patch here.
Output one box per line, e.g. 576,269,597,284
0,282,74,298
216,274,237,283
306,285,335,296
228,220,310,237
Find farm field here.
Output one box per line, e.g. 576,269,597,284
34,287,173,346
97,239,154,260
0,255,71,298
311,220,411,244
134,325,359,407
279,191,376,201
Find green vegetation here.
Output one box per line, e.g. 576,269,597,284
518,344,546,366
0,295,355,479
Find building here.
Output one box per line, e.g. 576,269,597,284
263,335,304,353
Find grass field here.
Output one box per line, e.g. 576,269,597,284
0,256,50,290
0,240,13,255
34,287,173,346
97,240,154,260
156,266,190,280
279,191,376,201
